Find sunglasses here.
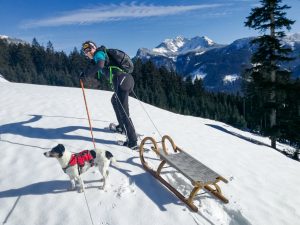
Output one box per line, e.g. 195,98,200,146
84,48,92,55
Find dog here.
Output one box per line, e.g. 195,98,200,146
44,144,116,192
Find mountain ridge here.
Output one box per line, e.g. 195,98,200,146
0,34,27,45
136,33,300,92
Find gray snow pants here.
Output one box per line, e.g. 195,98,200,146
111,73,137,143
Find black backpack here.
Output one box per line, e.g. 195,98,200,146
97,46,134,74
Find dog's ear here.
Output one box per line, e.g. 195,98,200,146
90,150,96,159
53,144,65,157
57,144,65,152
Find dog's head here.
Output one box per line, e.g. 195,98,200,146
44,144,65,158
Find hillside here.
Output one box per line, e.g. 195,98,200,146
0,80,300,225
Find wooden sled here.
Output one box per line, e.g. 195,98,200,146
139,135,229,212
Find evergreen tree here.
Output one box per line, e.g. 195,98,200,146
280,79,300,148
46,41,54,53
244,0,295,149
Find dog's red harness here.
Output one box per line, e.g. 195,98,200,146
63,150,94,174
69,150,94,167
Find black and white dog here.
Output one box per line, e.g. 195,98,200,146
44,144,116,192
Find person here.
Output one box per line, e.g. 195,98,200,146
80,41,137,148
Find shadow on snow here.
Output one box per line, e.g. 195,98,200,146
0,180,70,198
0,114,117,147
205,124,270,148
115,156,182,211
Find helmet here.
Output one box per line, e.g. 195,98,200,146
82,41,97,52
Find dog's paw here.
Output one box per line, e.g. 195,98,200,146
78,188,84,193
99,186,108,192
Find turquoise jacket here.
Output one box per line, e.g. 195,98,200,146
93,50,106,77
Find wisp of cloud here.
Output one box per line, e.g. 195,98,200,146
22,3,224,28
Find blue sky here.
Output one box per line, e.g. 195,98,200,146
1,0,300,56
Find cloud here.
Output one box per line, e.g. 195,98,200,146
22,3,225,28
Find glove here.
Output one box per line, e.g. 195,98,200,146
79,71,85,80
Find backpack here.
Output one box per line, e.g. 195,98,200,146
97,46,134,74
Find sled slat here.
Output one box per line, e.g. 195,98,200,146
159,151,220,185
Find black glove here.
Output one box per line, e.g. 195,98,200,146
79,71,85,80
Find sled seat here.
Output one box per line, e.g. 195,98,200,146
139,135,228,212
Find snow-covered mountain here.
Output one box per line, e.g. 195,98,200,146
136,36,223,72
0,81,299,225
283,33,300,49
152,35,220,56
136,33,300,92
0,35,26,45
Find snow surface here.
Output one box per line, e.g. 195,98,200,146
1,81,300,225
0,74,9,83
223,74,240,84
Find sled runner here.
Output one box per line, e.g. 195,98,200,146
139,135,229,212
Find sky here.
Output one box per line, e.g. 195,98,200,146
1,0,300,56
0,77,300,225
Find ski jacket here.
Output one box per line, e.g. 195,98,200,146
85,48,125,84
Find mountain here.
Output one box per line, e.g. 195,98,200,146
0,80,299,225
0,35,27,45
152,35,221,56
136,36,223,73
136,33,300,92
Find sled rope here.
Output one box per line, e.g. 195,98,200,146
132,90,162,138
80,79,96,149
83,189,95,225
113,93,141,141
114,89,163,140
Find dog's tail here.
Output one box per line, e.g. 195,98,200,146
110,157,118,167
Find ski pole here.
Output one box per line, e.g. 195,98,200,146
80,79,96,149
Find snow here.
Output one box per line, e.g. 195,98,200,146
193,74,206,81
152,47,169,54
1,81,300,225
0,74,9,82
152,35,216,56
191,68,207,80
282,33,300,50
203,36,214,46
0,35,9,39
195,51,206,56
153,36,186,54
283,33,300,43
0,35,27,45
223,74,240,84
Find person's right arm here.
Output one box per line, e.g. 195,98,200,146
84,60,105,78
84,51,106,78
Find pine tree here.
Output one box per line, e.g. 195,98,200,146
244,0,295,149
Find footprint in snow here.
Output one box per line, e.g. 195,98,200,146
115,178,136,198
